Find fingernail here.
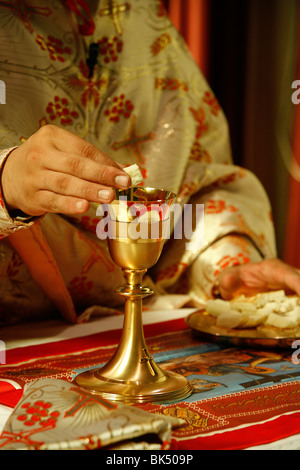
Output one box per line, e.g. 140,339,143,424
115,175,130,188
76,201,85,211
98,189,111,201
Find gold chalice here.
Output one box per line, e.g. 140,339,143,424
74,187,193,404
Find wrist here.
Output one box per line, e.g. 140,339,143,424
0,147,18,211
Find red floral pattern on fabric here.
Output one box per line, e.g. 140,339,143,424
98,36,123,63
155,77,188,92
188,100,213,164
202,91,221,116
35,34,72,62
212,168,247,188
214,253,250,277
151,33,171,56
46,96,79,126
18,401,60,428
0,399,60,449
206,199,238,214
105,94,134,122
189,107,209,139
212,235,252,256
178,182,198,198
189,140,211,163
68,59,108,108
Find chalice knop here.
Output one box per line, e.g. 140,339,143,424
74,187,193,404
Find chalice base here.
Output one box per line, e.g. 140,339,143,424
74,292,193,404
74,365,193,404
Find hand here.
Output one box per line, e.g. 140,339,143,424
218,258,300,299
1,125,131,216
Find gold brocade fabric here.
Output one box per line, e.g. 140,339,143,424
0,378,182,449
0,0,276,324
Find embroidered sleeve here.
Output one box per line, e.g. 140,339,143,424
188,234,264,300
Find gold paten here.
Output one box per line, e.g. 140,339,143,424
74,187,193,404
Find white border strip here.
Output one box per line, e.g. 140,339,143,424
2,309,197,350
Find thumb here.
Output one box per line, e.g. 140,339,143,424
218,267,243,300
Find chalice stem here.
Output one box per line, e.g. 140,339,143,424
116,297,156,377
99,268,162,381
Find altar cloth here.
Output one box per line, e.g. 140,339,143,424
0,309,299,450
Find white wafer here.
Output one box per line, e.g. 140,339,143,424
205,290,300,331
124,164,143,186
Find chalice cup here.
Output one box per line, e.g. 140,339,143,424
74,187,193,404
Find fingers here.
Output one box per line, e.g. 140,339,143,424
249,258,300,295
36,190,90,215
40,169,117,204
44,150,129,188
31,125,130,189
218,258,300,300
42,125,124,171
281,267,300,296
1,125,131,217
